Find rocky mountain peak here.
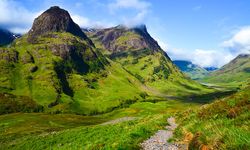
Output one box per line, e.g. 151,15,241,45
27,6,90,44
86,24,161,52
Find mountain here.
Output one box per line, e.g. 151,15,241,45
202,54,250,86
85,24,161,52
173,60,209,80
204,66,218,72
0,28,19,46
27,6,91,44
0,6,210,116
84,25,208,94
0,6,148,115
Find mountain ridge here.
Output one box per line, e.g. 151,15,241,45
173,60,208,80
202,53,250,86
0,28,20,46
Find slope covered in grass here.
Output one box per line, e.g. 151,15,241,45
0,32,151,115
202,54,250,87
173,82,250,149
85,25,212,97
0,6,214,116
0,7,158,115
0,99,200,149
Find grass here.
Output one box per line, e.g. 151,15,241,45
172,83,250,149
0,32,153,115
1,29,248,150
0,99,200,150
201,54,250,87
109,50,214,97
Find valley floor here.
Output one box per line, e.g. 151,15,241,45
0,86,239,150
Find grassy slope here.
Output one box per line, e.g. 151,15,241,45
0,32,153,115
0,29,229,150
173,83,250,149
0,99,200,149
87,30,213,98
201,54,250,87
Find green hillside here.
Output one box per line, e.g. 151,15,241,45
1,6,244,150
85,25,210,96
173,82,250,149
0,7,214,116
202,54,250,87
0,7,150,115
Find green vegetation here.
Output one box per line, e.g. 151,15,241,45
0,32,153,115
0,93,44,114
173,83,250,149
201,54,250,87
1,12,249,149
88,29,213,97
0,99,200,149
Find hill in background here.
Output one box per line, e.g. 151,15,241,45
173,60,209,80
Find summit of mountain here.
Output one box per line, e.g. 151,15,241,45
27,6,91,44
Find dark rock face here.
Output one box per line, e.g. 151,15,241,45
27,6,91,44
132,24,161,51
88,24,161,52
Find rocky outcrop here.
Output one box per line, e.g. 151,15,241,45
87,24,161,52
27,6,92,45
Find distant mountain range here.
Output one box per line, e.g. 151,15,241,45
173,60,209,80
0,28,20,46
204,66,218,71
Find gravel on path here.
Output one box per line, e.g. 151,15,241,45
141,117,187,150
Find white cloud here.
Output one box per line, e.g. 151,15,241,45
191,49,234,67
71,15,114,28
155,38,168,51
156,26,250,68
0,0,113,33
108,0,150,12
156,38,234,68
166,48,234,68
0,0,42,33
108,0,151,27
222,26,250,54
72,15,91,27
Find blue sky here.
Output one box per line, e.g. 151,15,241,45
1,0,250,67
